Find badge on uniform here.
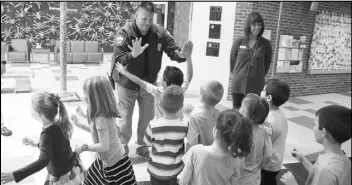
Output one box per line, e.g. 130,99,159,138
240,45,246,49
116,36,124,46
157,43,162,51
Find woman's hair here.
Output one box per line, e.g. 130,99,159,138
215,109,253,158
244,12,265,38
240,93,269,125
83,76,121,122
31,92,73,140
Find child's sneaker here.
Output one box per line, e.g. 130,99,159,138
136,145,150,160
1,126,12,136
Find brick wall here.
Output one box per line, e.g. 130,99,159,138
227,2,351,100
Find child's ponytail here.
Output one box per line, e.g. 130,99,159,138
51,94,73,140
217,110,253,158
228,117,253,158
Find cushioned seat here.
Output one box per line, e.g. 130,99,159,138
72,53,88,63
85,41,103,63
54,40,103,64
8,52,26,63
7,39,29,63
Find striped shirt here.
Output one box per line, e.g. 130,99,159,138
144,118,188,180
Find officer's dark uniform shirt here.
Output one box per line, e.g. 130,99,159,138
112,20,186,90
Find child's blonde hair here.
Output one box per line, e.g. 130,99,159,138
200,80,224,106
31,92,73,140
240,93,269,125
83,76,121,122
160,85,184,114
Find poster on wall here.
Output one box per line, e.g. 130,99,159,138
308,11,351,74
276,35,304,73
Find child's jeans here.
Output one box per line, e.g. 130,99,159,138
260,169,280,185
150,176,178,185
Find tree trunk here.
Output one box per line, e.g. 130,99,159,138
60,2,67,92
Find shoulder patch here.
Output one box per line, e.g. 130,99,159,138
115,36,124,46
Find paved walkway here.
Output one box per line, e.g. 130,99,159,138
1,56,351,185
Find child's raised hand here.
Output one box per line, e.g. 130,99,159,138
183,104,194,114
22,137,37,147
114,62,126,74
291,148,304,162
280,171,299,185
181,40,193,58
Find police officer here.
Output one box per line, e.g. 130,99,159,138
110,2,192,158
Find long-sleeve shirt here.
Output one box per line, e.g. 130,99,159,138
112,20,186,90
13,124,74,182
230,36,272,95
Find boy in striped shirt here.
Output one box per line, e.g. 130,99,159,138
144,85,188,185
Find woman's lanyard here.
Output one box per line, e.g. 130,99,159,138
249,39,259,67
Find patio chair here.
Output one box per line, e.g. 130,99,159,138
7,39,29,63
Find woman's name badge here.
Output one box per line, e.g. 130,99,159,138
240,45,246,49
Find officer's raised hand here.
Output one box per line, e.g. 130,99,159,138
128,37,149,58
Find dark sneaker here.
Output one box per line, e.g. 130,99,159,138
1,126,12,136
136,145,150,160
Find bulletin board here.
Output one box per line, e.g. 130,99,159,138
276,35,305,73
308,11,351,74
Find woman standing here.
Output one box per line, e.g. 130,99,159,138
230,12,272,109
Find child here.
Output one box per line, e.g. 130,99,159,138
281,105,351,185
72,76,137,185
0,92,85,184
236,93,272,185
1,40,12,136
260,79,290,185
115,40,193,119
186,80,224,149
144,85,188,185
178,109,253,185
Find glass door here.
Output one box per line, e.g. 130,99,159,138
153,2,168,27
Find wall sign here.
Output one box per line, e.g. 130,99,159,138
206,42,220,57
209,6,222,21
209,24,221,39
